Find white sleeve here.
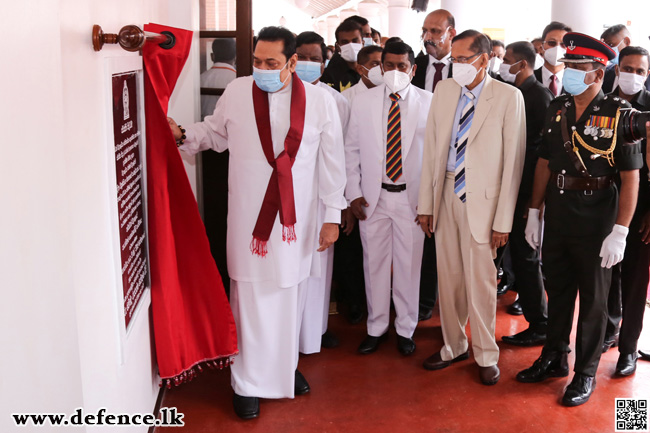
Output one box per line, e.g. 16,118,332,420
180,83,231,156
344,96,363,204
318,93,348,224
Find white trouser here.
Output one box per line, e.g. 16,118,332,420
299,247,334,354
435,173,499,367
230,278,308,399
359,188,424,338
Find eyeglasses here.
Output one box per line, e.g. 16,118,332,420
543,40,566,49
449,52,481,64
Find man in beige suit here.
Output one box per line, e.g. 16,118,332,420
417,30,526,385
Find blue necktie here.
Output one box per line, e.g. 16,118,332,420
454,92,475,202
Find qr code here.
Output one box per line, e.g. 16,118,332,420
616,399,649,432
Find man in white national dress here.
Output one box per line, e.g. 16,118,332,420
168,26,347,420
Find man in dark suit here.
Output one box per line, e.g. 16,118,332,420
604,46,650,376
534,21,572,97
412,8,456,322
321,20,363,93
498,41,552,346
600,25,650,95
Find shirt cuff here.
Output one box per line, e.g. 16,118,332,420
324,207,341,224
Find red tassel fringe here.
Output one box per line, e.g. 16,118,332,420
159,356,236,388
250,237,268,257
282,225,297,244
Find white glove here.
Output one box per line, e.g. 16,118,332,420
599,224,629,268
524,208,541,249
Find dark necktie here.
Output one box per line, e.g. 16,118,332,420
432,63,445,92
386,93,402,182
549,74,559,96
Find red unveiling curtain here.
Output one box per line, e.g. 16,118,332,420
142,23,238,388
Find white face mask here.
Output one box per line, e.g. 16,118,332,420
452,55,482,88
534,53,544,70
363,65,384,86
618,71,647,96
383,67,413,93
544,46,566,67
340,42,363,62
488,56,502,73
363,37,374,47
498,60,521,84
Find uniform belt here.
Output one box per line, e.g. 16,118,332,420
551,172,614,191
381,183,406,192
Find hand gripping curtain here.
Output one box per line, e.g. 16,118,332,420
142,23,238,388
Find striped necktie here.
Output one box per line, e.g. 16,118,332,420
386,93,402,182
454,92,475,202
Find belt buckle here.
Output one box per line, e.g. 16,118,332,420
556,173,565,190
584,189,593,196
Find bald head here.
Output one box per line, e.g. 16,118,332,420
421,9,456,59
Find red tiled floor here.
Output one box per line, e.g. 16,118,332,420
157,292,650,433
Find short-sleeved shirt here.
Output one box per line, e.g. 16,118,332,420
538,90,643,236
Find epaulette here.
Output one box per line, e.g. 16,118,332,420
603,94,632,107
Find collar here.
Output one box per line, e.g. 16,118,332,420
634,88,650,108
519,74,537,91
212,62,236,72
429,52,451,66
462,73,486,97
384,82,411,100
542,65,564,82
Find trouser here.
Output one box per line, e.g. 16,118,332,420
542,231,610,376
604,263,622,339
299,247,334,354
494,244,515,287
230,278,308,399
359,189,424,338
333,219,366,310
509,194,547,331
435,173,499,367
418,234,438,310
619,213,650,354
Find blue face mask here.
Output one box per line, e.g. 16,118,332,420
562,67,597,96
610,46,620,65
294,60,323,83
253,62,290,93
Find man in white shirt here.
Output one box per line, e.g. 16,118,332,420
168,27,347,420
342,45,384,104
200,38,237,119
294,30,349,353
413,9,456,93
346,42,432,356
534,21,572,97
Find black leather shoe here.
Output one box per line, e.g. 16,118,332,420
418,306,433,321
639,349,650,361
507,298,523,316
615,352,638,376
423,350,469,370
516,351,569,383
294,370,310,395
321,330,340,349
602,333,619,353
358,332,388,354
479,364,500,385
562,373,596,407
502,328,547,346
496,280,510,296
233,393,259,420
397,336,416,356
347,304,363,325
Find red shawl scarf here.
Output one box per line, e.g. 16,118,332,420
250,74,306,257
143,23,238,388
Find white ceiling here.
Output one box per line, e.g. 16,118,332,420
300,0,390,19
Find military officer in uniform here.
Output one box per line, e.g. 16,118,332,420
516,33,643,407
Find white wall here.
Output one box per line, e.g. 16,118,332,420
0,1,201,432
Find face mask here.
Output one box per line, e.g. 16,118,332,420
610,41,624,65
362,65,384,86
423,26,450,51
488,57,502,73
363,37,374,47
253,62,290,93
452,55,481,87
325,59,330,67
534,53,544,70
340,42,363,62
618,71,646,95
383,67,413,93
295,60,322,83
544,46,566,67
562,67,597,95
498,60,521,84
